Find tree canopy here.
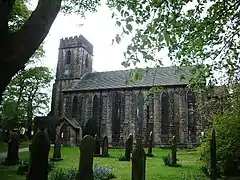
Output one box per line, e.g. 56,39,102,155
110,0,240,90
0,66,53,130
1,0,239,103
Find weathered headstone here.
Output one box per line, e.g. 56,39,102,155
125,133,133,161
132,140,146,180
146,131,154,157
102,136,109,157
119,137,124,148
94,134,100,155
75,135,95,180
4,132,19,166
78,127,83,144
50,134,63,161
172,135,177,165
210,129,217,180
26,130,50,180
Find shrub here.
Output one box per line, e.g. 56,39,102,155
17,159,55,175
49,168,76,180
93,165,116,180
199,114,240,176
118,154,128,161
181,171,207,180
49,166,116,180
162,154,181,167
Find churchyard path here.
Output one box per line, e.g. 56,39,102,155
0,147,29,159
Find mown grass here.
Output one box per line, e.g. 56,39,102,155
0,147,206,180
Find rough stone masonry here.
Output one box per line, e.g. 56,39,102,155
50,35,206,147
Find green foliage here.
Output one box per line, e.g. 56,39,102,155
49,166,116,180
162,154,181,167
118,154,128,161
180,171,206,180
200,114,240,176
109,0,240,89
49,168,76,180
1,66,53,130
9,0,31,33
17,159,55,175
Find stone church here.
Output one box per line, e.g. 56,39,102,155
50,35,202,147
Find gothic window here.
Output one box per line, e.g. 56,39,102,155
112,92,121,143
92,95,100,135
85,54,88,68
187,91,196,135
161,92,169,135
136,92,144,136
79,97,83,122
72,96,78,118
66,50,71,64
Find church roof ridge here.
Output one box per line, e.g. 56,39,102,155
62,65,191,92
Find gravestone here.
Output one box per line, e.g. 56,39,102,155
26,130,50,180
78,127,83,145
102,136,109,157
125,133,133,161
146,131,154,157
119,137,124,148
132,140,146,180
50,134,63,161
210,129,217,180
4,132,19,166
94,134,100,155
172,135,177,165
75,135,95,180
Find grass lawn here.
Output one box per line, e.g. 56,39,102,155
0,147,207,180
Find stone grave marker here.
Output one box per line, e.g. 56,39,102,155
94,134,100,155
146,131,154,157
125,133,133,161
132,140,146,180
50,134,63,161
172,135,177,165
26,130,50,180
75,135,95,180
102,136,109,157
4,132,19,166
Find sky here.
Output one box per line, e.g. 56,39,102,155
29,0,171,75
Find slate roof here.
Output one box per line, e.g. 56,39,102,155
63,66,191,92
57,117,80,129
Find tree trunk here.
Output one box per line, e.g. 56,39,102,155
0,0,62,104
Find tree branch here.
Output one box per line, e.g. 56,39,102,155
1,0,62,67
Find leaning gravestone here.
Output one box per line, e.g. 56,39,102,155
132,140,146,180
102,136,109,157
146,131,154,157
4,132,19,166
75,135,95,180
125,133,133,161
94,134,101,155
50,134,63,161
26,130,50,180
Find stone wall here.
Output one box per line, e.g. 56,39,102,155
58,86,201,147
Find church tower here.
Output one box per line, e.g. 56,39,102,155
50,35,93,117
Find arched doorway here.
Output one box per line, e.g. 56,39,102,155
112,92,121,145
60,123,70,144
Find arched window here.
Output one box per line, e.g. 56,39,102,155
112,92,121,144
85,54,88,68
161,92,169,135
66,50,71,64
72,96,78,118
187,91,196,135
